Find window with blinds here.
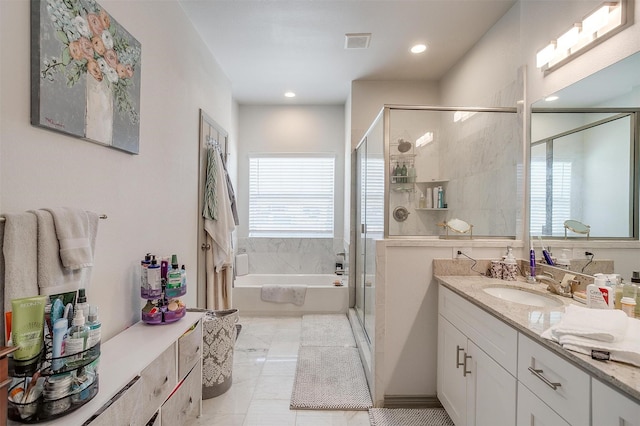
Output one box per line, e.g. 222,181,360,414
249,155,335,237
530,159,572,237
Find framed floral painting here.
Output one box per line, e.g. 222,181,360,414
30,0,142,154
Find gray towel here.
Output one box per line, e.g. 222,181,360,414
203,145,218,220
44,207,94,270
33,210,99,295
1,213,39,315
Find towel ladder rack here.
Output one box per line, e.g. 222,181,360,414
0,214,108,223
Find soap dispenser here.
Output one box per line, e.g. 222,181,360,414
502,247,517,281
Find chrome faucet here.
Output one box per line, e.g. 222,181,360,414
538,272,572,297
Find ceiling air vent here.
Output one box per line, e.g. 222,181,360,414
344,33,371,49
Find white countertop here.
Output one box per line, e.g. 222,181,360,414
435,275,640,403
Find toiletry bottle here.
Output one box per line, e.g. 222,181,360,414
181,265,187,288
52,318,67,372
621,297,636,317
147,256,161,297
437,186,444,208
400,163,407,183
141,253,151,296
614,280,624,310
65,309,89,366
529,241,536,279
419,193,426,209
408,163,416,183
86,306,101,358
76,288,89,320
167,255,182,290
394,163,401,183
538,237,554,266
632,272,640,318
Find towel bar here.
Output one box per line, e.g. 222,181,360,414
0,214,108,222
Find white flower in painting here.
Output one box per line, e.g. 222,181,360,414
73,16,90,38
101,30,114,50
96,57,108,73
105,66,119,83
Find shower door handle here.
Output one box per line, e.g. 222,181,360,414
201,243,211,251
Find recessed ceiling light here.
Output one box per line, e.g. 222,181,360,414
284,92,296,98
410,44,428,54
545,95,559,102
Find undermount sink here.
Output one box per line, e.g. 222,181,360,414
483,286,563,308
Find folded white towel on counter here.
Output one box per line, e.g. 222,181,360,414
44,207,95,270
558,318,640,368
261,285,307,306
552,304,629,343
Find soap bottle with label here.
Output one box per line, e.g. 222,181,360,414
65,309,89,367
631,271,640,318
86,306,101,358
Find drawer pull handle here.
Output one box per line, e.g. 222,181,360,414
528,367,561,390
456,346,464,368
463,354,472,377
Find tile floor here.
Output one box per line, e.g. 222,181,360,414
195,316,372,426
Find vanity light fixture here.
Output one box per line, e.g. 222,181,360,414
536,0,628,74
410,44,428,54
284,91,296,98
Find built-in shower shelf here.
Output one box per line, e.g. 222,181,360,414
415,208,448,211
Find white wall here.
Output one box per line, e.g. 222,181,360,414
350,80,440,147
236,105,345,240
0,0,235,341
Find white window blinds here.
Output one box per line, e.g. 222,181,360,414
530,159,572,237
249,155,335,237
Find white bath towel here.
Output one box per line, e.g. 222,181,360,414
552,304,629,343
261,285,307,306
552,318,640,368
44,207,95,269
204,151,235,272
32,209,99,295
1,212,39,313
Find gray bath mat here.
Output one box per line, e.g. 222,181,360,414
369,408,454,426
290,346,372,410
301,314,356,347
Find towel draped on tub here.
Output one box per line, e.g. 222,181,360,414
260,285,307,306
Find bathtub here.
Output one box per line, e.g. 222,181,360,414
233,274,348,315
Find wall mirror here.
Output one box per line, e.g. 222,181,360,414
530,51,640,241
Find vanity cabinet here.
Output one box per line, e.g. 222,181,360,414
592,379,640,426
517,334,589,426
517,382,570,426
438,286,517,426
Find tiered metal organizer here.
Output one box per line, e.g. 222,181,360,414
7,339,100,423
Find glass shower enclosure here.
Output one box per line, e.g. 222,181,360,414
353,105,520,344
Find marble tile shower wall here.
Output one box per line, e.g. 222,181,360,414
441,81,522,237
238,238,345,275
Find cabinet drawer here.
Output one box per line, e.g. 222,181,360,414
139,344,177,424
89,376,145,426
178,320,202,380
517,382,570,426
439,285,518,374
518,334,589,426
592,379,640,426
161,359,202,425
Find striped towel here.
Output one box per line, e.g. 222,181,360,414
203,145,218,220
